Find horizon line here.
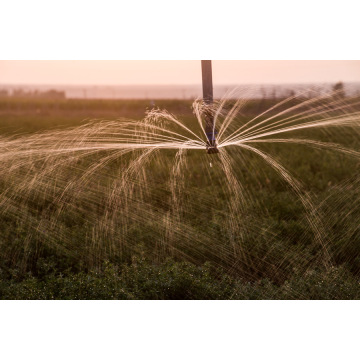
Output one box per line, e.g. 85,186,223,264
0,81,357,87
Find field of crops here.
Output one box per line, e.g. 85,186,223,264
0,96,359,299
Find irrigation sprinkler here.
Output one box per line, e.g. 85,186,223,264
201,60,219,154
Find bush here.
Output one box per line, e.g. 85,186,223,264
0,259,359,300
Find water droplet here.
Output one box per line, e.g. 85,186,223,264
210,162,212,168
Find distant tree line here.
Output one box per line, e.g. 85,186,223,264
0,83,350,101
0,89,66,99
258,82,348,100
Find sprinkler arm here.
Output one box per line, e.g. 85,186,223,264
201,60,219,154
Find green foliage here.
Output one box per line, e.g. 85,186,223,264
0,259,359,300
0,97,359,299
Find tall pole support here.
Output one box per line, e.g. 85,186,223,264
201,60,219,154
201,60,213,104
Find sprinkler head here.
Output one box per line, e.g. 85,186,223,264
206,131,219,154
207,146,219,154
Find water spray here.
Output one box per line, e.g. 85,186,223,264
201,60,219,154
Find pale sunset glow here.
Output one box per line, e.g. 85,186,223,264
1,60,359,85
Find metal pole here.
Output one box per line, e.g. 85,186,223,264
201,60,213,104
201,60,218,154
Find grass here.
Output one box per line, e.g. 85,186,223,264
0,96,359,299
1,258,359,300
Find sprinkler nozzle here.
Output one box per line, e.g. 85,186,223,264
206,131,219,154
207,146,219,154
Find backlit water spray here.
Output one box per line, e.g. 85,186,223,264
0,63,360,284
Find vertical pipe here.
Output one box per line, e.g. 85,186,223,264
201,60,213,104
201,60,218,153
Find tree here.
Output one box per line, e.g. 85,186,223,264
332,81,345,99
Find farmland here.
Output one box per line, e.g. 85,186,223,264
0,96,359,299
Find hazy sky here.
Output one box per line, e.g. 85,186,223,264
1,60,359,85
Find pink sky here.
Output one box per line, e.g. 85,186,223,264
1,60,359,85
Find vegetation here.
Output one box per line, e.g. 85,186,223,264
1,258,359,300
0,96,359,299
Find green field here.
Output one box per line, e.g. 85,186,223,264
0,96,359,299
